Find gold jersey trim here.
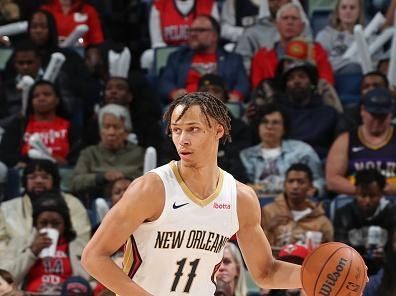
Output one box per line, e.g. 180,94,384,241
170,161,224,207
358,126,394,150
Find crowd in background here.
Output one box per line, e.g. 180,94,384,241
0,0,395,295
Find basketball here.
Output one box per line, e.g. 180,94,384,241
301,242,367,296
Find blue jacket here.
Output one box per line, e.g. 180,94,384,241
363,268,383,296
159,47,250,102
240,139,325,196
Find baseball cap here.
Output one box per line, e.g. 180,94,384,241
61,276,92,296
278,244,309,264
282,59,319,86
198,74,226,90
361,87,393,114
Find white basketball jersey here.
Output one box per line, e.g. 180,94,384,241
122,161,239,296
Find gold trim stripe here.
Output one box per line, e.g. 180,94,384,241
358,127,394,150
170,161,224,207
122,237,133,275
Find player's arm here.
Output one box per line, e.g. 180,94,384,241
325,133,355,195
81,173,165,296
236,182,302,290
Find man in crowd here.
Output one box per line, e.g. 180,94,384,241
326,87,396,195
159,15,249,103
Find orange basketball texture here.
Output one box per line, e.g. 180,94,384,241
301,242,367,296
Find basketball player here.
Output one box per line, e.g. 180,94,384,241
81,93,302,295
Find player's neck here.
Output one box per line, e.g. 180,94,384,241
177,161,220,200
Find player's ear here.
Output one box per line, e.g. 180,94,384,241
215,124,224,140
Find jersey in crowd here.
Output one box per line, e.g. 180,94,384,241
122,161,239,296
153,0,216,45
347,127,396,185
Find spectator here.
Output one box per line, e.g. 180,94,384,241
60,276,92,296
326,87,396,195
261,164,333,248
250,3,334,88
141,0,219,71
27,9,96,117
240,104,324,197
364,227,396,296
220,0,260,43
0,193,89,291
277,59,339,158
159,15,249,103
0,41,43,129
235,0,312,72
0,80,81,167
0,0,20,25
71,104,144,203
149,0,218,47
337,71,391,133
333,169,396,275
0,159,91,251
83,74,163,151
109,177,131,207
316,0,364,74
41,0,104,47
0,269,23,296
216,242,247,296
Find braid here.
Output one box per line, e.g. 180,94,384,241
163,92,232,143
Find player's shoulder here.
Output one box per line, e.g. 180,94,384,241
124,172,165,202
236,181,259,209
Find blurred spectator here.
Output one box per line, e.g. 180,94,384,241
220,0,260,43
384,0,396,28
41,0,104,47
0,41,43,129
71,104,144,203
364,227,396,296
337,71,391,133
159,15,249,103
149,0,218,47
316,0,364,74
277,60,339,158
0,0,20,25
250,3,334,88
333,169,396,275
261,163,333,248
0,193,89,291
235,0,312,72
240,104,324,197
0,80,81,167
0,269,23,296
141,0,218,71
261,244,308,296
216,242,247,296
83,75,163,151
27,9,96,116
0,159,91,251
326,87,396,195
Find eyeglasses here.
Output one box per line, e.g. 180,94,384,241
188,27,213,34
261,119,283,127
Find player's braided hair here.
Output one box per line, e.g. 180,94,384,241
163,92,231,144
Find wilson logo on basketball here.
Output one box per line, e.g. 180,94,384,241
213,203,231,209
319,257,348,296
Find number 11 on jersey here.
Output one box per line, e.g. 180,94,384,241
171,258,200,293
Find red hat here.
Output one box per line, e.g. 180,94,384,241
278,244,309,264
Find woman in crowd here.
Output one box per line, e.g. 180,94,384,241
0,193,88,293
0,80,80,167
71,104,144,204
315,0,364,74
216,242,247,296
240,104,324,197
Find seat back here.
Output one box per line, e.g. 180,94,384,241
310,9,332,37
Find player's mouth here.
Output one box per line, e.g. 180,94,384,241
179,151,192,160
